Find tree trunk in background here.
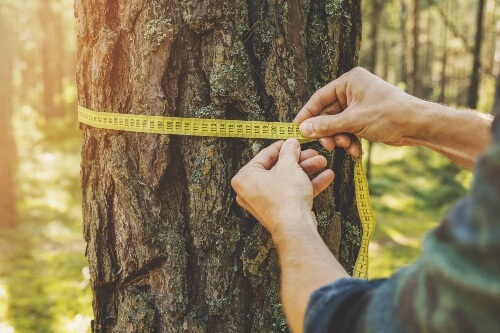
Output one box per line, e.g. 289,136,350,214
467,0,486,109
365,0,381,182
438,28,448,104
367,0,380,74
0,9,17,228
423,9,434,100
407,0,422,97
399,0,408,85
38,0,65,118
76,0,362,331
492,73,500,117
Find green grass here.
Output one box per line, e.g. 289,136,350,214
368,203,441,278
365,141,471,278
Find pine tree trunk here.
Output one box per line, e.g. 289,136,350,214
438,27,448,104
467,0,486,109
39,0,65,118
399,0,408,85
75,1,362,331
365,0,381,182
407,0,422,97
0,10,16,228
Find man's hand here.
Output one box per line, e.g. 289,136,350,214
295,67,423,156
295,67,492,169
232,139,346,333
231,139,334,235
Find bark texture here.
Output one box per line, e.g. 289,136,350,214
75,0,361,332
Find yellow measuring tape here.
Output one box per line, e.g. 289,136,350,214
78,105,375,278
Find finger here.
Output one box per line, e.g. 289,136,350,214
299,155,328,175
277,139,301,165
345,142,360,158
333,134,352,148
334,134,360,157
311,169,335,197
318,137,336,151
294,74,349,123
248,140,285,170
236,195,258,219
299,113,353,138
299,149,319,162
320,99,344,116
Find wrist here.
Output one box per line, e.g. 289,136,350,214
266,206,320,249
398,96,435,146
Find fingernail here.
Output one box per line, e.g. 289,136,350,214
300,122,313,136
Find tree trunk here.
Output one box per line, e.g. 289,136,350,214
407,0,422,97
399,0,408,85
39,0,65,118
467,0,486,109
0,8,17,228
367,0,380,75
438,24,448,104
365,0,381,182
75,1,362,332
492,73,500,117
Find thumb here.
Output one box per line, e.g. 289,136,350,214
299,113,352,138
278,139,301,165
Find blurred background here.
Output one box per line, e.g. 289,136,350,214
0,0,497,332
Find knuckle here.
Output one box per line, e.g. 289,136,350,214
352,66,366,74
231,174,241,191
317,118,332,134
318,93,329,108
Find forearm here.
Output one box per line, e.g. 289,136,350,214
271,208,349,333
406,99,493,170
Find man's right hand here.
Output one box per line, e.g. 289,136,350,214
294,67,492,169
295,67,425,156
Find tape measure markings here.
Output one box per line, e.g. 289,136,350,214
352,159,376,279
78,105,375,279
78,106,310,141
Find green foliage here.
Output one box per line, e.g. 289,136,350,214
4,234,54,333
370,146,468,210
366,142,472,278
0,108,92,333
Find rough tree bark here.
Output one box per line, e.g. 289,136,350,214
76,0,362,332
0,9,17,228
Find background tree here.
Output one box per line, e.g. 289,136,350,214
363,0,382,181
76,0,362,331
0,5,16,229
468,0,486,109
407,0,422,97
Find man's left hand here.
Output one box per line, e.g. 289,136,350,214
231,139,334,235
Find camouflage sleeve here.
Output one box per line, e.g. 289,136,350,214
303,278,385,333
305,117,500,333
